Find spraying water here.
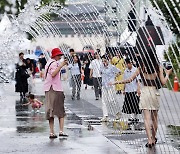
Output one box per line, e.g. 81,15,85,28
0,0,179,153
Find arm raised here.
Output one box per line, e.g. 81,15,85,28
159,66,172,85
52,61,67,78
110,68,140,85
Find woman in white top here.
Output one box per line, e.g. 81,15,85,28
68,55,81,100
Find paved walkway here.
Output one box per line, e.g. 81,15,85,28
0,78,179,154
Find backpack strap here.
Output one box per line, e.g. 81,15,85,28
45,61,55,79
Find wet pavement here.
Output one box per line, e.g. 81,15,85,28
0,79,179,154
0,80,125,154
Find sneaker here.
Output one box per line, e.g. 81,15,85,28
36,110,40,113
23,97,27,102
101,116,109,122
115,112,121,120
59,131,68,137
77,94,80,100
71,96,75,100
95,97,99,100
31,110,35,113
134,118,139,122
116,91,121,94
156,92,160,96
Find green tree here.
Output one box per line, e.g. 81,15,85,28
164,42,180,90
164,42,180,71
150,0,180,90
150,0,180,37
0,0,66,14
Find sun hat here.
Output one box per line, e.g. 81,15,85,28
51,48,63,58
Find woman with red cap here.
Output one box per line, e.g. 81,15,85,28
44,48,68,138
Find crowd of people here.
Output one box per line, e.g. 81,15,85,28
15,52,47,99
15,47,172,148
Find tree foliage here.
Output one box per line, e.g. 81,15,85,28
164,41,180,71
150,0,180,37
0,0,66,14
150,0,180,64
150,0,180,89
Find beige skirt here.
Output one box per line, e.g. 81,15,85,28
45,87,66,120
139,86,160,110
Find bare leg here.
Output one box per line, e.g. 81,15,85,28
143,109,153,144
49,117,54,134
59,117,68,136
59,117,64,132
151,110,158,143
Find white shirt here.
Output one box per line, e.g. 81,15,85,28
89,59,102,78
68,63,80,75
123,66,140,92
100,64,120,88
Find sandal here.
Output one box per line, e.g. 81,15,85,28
49,133,57,139
152,137,157,146
145,143,152,148
59,131,68,137
155,137,157,144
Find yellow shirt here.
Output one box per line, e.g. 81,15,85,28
112,56,125,91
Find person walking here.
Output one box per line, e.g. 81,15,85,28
15,52,29,100
111,52,126,94
110,51,172,148
68,54,82,100
100,55,121,122
83,53,93,89
122,58,142,122
26,58,36,94
44,48,68,139
89,52,102,100
67,48,75,89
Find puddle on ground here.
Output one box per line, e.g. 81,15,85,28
16,125,46,133
15,98,89,135
166,125,180,150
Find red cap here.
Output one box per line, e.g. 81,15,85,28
51,48,63,58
